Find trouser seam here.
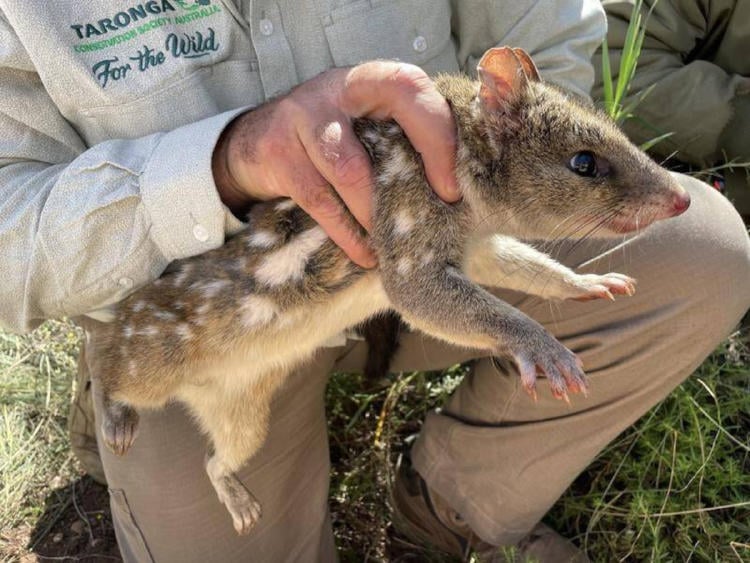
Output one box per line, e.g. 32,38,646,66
414,442,531,546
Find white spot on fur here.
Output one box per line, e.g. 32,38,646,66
196,302,211,316
199,279,231,299
123,326,134,339
248,230,279,249
174,265,193,287
379,147,413,186
275,199,297,212
137,326,158,337
255,227,328,286
240,296,278,329
128,359,137,377
420,250,435,266
361,130,380,145
153,310,177,322
132,301,146,313
393,210,415,236
397,257,413,276
177,323,192,340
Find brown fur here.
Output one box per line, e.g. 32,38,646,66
89,48,689,534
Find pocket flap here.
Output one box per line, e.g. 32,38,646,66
324,0,453,68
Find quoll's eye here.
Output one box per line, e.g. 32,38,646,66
568,151,599,177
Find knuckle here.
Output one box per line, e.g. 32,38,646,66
275,95,304,119
258,137,283,161
297,184,339,218
333,151,371,190
389,63,432,94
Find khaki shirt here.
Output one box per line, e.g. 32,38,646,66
0,0,605,332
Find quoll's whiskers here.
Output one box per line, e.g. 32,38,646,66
556,207,624,263
536,202,617,259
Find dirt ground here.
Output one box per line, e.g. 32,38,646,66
18,476,121,562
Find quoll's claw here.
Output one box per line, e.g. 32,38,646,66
513,343,587,403
211,469,264,536
572,273,637,302
101,403,140,457
231,497,263,535
518,356,539,401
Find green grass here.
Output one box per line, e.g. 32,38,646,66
0,321,82,561
2,320,747,562
327,340,750,562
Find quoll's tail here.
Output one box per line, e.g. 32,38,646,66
360,311,403,382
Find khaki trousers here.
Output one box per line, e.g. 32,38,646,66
82,175,750,562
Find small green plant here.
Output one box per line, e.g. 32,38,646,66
599,0,648,124
599,0,673,151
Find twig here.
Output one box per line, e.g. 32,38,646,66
70,481,94,545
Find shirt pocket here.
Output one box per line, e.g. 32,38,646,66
323,0,459,75
74,59,263,144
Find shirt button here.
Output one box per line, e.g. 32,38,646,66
259,19,274,36
193,224,210,242
118,277,133,289
412,35,427,53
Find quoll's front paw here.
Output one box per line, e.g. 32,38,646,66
506,328,587,403
569,273,636,302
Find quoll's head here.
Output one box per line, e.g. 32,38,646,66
465,47,690,239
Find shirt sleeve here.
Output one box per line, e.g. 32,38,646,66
592,0,750,166
0,15,246,333
450,0,607,99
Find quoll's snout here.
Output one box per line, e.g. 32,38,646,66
670,188,691,217
649,173,691,224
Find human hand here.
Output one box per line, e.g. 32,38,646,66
212,61,459,268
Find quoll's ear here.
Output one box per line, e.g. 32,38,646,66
477,47,539,112
511,48,541,82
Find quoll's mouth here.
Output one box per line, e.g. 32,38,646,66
607,187,691,234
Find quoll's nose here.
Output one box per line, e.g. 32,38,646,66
671,189,691,216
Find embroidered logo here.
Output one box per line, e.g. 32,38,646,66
72,0,221,53
92,26,221,87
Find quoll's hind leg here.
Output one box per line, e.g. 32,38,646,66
100,397,140,457
181,368,287,535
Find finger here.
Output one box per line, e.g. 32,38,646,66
342,62,460,203
279,144,377,269
297,117,375,232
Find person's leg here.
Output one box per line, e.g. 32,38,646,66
410,175,750,546
337,174,750,550
84,339,339,563
68,344,107,485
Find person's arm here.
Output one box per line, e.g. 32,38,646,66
592,0,750,166
1,15,460,333
450,0,607,99
0,14,246,333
